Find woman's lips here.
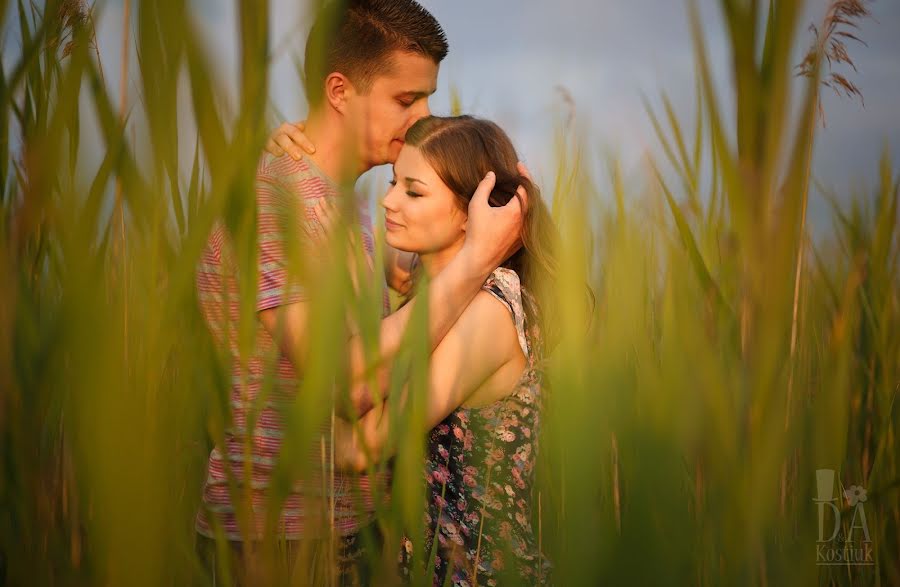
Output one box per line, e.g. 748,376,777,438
385,217,403,231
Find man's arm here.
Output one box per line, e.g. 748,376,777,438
259,170,526,416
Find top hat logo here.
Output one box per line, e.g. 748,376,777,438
815,469,836,502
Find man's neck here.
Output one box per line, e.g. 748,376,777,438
302,112,370,186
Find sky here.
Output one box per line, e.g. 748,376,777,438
4,0,899,239
261,0,900,238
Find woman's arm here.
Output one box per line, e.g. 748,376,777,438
334,289,525,471
260,172,527,420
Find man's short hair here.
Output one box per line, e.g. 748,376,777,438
304,0,448,107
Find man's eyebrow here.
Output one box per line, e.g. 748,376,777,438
397,89,434,99
406,177,427,186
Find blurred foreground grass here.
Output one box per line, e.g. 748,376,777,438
1,0,897,585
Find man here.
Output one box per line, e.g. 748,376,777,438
195,0,525,584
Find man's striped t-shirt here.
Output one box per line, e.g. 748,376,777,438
195,153,389,541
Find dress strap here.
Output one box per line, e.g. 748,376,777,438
481,267,529,358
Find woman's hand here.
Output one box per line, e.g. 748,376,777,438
265,120,316,160
517,160,533,184
385,248,416,296
333,403,387,472
461,166,531,273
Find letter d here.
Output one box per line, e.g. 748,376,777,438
817,501,841,542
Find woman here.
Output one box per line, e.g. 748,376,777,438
317,115,559,586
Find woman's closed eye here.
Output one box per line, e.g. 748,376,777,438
389,178,422,198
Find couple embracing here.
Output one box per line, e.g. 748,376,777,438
196,1,559,585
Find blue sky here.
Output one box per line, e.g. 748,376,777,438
4,0,899,238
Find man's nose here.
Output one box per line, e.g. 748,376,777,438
412,98,431,122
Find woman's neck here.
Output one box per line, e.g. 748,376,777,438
417,239,466,280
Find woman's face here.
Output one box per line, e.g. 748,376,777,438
381,145,467,254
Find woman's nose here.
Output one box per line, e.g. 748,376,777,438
381,185,400,211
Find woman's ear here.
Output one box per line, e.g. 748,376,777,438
324,72,352,114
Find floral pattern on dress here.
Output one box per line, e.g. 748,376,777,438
400,267,551,586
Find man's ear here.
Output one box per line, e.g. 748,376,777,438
324,72,353,113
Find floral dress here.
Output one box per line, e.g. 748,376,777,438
400,267,550,586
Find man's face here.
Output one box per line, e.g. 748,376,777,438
346,51,438,168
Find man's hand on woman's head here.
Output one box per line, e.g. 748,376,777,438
265,120,316,160
462,163,532,273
